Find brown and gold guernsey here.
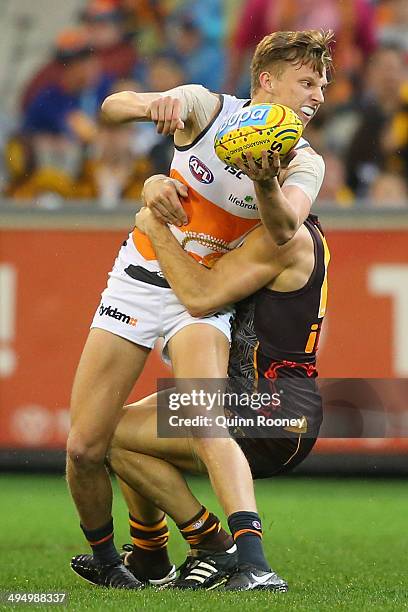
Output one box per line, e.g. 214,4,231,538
228,214,329,386
226,215,329,476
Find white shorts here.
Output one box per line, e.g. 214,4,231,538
90,252,234,358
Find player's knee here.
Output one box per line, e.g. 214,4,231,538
66,434,107,470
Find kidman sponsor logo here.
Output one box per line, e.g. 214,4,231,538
189,155,214,184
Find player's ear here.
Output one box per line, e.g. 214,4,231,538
259,71,274,94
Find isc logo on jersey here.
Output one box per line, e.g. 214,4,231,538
217,105,270,139
189,156,214,184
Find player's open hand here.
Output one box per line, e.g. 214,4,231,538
232,150,281,184
149,96,185,135
141,175,189,226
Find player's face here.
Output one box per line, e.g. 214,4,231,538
260,63,328,126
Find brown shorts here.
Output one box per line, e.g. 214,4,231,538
236,434,317,479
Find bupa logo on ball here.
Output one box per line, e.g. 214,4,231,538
217,105,270,138
189,156,214,184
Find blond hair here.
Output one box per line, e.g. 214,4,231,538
250,30,334,95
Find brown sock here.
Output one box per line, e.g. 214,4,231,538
126,513,172,581
178,506,234,552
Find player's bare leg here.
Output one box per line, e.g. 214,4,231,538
67,329,149,527
168,324,257,515
108,397,236,587
67,328,149,588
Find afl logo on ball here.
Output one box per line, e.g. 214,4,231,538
189,155,214,184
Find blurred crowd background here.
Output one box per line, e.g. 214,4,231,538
0,0,407,210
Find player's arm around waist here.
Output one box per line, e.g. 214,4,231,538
137,211,283,317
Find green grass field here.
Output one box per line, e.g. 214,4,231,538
0,474,406,611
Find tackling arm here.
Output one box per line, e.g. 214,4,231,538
136,210,283,317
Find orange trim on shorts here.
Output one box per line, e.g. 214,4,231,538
283,434,302,466
253,341,260,391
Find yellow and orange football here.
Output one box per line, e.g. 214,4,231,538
214,103,303,168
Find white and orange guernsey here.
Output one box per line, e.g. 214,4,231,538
121,89,324,273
